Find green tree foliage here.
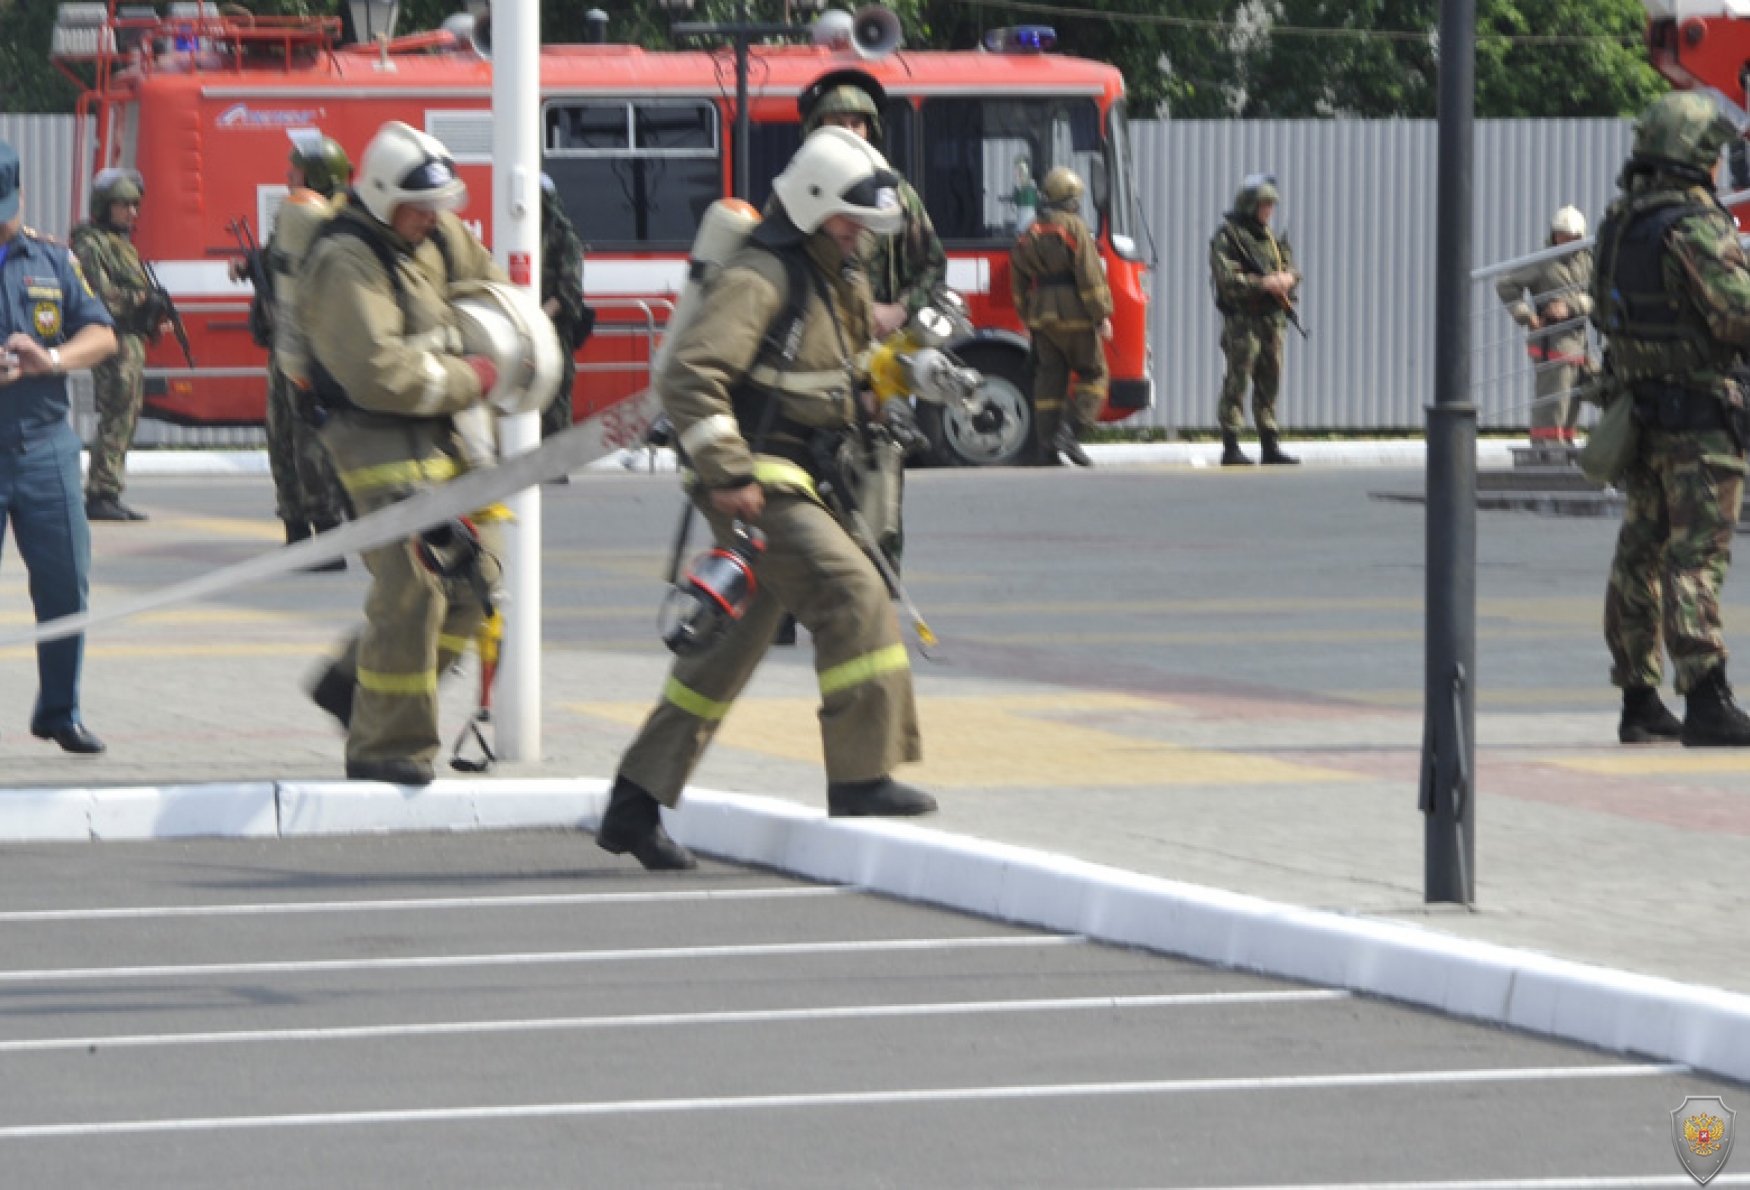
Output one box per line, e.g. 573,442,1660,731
0,0,81,113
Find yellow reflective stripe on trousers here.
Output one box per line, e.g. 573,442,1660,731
751,457,819,501
357,666,440,696
663,677,734,722
341,455,461,497
818,643,910,697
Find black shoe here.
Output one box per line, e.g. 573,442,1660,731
31,722,106,754
304,521,348,573
596,777,697,870
827,776,938,818
1259,431,1301,466
1682,666,1750,747
345,758,435,785
308,665,355,729
773,615,799,647
1053,424,1093,468
1619,685,1682,744
1219,432,1253,467
86,496,147,522
543,473,571,486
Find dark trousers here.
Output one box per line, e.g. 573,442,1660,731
0,422,91,731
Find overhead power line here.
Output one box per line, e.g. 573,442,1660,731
950,0,1643,47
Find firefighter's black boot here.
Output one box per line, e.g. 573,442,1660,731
1681,666,1750,747
1053,423,1093,467
1220,431,1253,467
596,777,697,870
826,776,938,818
1618,685,1682,744
308,663,354,729
1259,430,1300,466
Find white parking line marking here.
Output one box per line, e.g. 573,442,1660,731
1160,1179,1750,1189
0,886,853,923
0,1063,1685,1140
0,989,1350,1053
0,934,1086,983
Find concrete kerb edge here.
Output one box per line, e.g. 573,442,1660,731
2,777,1741,1084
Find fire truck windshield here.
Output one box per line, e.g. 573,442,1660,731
919,96,1104,244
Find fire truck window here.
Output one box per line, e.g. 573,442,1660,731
635,103,715,153
883,101,915,179
747,123,802,211
919,97,1101,246
545,103,630,152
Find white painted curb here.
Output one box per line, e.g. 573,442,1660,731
6,777,1738,1086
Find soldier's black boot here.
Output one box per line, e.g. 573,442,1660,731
596,777,697,870
86,495,147,521
307,664,355,729
1219,432,1253,467
1053,423,1093,467
826,776,938,818
1618,685,1682,744
305,518,348,573
1259,430,1301,466
1681,666,1750,747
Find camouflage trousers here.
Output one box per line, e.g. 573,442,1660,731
1217,316,1285,435
1604,427,1747,695
84,332,146,501
265,363,348,527
1030,324,1107,448
540,349,575,440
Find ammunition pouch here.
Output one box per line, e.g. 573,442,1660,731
1630,383,1734,435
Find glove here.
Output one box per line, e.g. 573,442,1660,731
880,399,930,459
464,354,499,397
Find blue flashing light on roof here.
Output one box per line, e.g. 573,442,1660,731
982,25,1056,54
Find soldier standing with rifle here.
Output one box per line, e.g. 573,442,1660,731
229,134,354,563
538,173,589,447
71,168,170,521
1592,92,1750,748
1210,173,1303,467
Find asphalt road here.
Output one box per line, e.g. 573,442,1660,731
0,831,1739,1190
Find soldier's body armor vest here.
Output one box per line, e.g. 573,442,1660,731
1595,190,1737,389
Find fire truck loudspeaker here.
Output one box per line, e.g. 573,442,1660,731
813,5,901,61
449,280,564,416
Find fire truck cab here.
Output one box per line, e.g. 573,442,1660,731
49,2,1152,467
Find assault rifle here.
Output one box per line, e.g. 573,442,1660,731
1224,225,1308,340
141,259,195,366
227,216,275,349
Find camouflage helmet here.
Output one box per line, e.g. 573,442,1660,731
1632,91,1739,174
289,135,352,199
1042,166,1083,208
799,70,885,144
1234,172,1279,215
90,167,143,221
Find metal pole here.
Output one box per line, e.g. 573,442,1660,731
492,0,542,761
672,14,811,202
1423,0,1476,905
735,30,751,200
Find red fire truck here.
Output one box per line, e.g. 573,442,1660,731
49,2,1152,465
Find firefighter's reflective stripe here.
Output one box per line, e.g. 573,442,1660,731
357,665,440,695
438,632,472,654
745,364,854,402
341,454,462,496
663,676,733,722
680,413,741,457
819,643,910,697
751,457,821,501
470,502,514,523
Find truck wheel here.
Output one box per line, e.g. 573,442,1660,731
919,343,1034,467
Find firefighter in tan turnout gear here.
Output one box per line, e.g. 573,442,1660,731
1495,204,1594,444
299,122,510,786
598,126,938,871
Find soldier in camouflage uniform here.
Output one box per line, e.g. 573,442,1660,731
1011,166,1112,467
1593,91,1750,747
230,136,354,566
1495,205,1594,444
538,174,588,444
71,169,163,521
1210,174,1301,466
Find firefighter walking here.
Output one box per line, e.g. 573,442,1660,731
1011,166,1111,467
71,169,165,521
597,126,938,872
1496,205,1594,445
299,121,511,785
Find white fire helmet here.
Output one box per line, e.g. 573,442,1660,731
1550,205,1586,239
356,121,467,226
771,125,904,236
